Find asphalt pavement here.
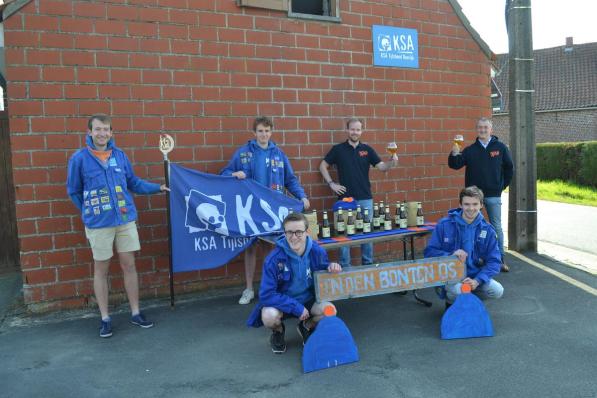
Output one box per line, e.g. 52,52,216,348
1,251,596,398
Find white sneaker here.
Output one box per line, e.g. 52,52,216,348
238,288,254,305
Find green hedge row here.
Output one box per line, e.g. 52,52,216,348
537,141,597,187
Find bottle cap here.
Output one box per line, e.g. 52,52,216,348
323,305,336,317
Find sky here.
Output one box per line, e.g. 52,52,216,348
458,0,597,54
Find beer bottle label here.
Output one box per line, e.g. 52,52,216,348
337,221,345,232
416,216,424,226
400,218,408,229
384,219,392,230
321,226,331,238
363,222,371,233
394,215,401,226
346,224,355,235
355,219,363,230
373,217,380,228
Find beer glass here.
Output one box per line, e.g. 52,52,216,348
386,141,398,155
453,134,464,149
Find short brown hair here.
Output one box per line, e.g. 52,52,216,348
87,113,112,131
459,186,484,204
253,116,273,131
476,117,493,129
346,117,363,129
282,212,309,231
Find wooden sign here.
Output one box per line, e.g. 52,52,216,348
315,256,465,302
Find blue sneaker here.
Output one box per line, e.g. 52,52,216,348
99,318,112,338
131,312,154,328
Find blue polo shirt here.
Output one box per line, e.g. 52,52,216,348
324,140,382,200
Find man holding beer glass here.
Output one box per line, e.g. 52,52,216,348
319,118,397,267
448,117,514,272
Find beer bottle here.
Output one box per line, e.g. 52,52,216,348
416,202,424,226
362,208,371,233
321,211,331,238
355,205,364,232
372,204,380,230
336,208,345,235
379,201,385,219
394,201,401,226
383,205,392,231
346,210,355,236
399,202,408,229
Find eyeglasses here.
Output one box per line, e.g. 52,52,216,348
284,230,306,238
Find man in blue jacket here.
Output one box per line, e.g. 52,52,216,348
424,186,504,305
448,117,514,272
247,212,342,354
221,116,310,305
67,114,168,338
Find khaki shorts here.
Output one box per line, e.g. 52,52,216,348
85,222,141,261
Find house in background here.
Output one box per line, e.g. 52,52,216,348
492,38,597,146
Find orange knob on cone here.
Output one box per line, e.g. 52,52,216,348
461,283,472,293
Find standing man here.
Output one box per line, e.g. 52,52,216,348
246,212,342,354
424,186,504,305
67,114,169,338
448,117,514,272
221,116,310,305
319,118,397,267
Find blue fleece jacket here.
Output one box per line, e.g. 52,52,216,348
66,135,161,229
246,236,330,328
448,135,514,198
220,140,306,200
424,208,501,284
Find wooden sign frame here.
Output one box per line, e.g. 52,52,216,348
315,256,464,302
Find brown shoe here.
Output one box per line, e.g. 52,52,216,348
500,263,510,273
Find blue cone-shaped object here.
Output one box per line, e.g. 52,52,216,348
302,316,359,373
441,288,494,340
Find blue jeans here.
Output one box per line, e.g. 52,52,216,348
445,279,504,303
484,196,504,259
340,199,373,267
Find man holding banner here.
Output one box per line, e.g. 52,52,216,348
247,213,341,354
424,186,504,306
67,114,169,338
221,117,310,305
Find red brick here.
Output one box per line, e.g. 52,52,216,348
65,84,98,99
30,84,63,99
163,86,191,99
111,101,143,115
161,55,191,69
128,21,158,37
96,52,128,67
10,101,43,116
27,49,61,65
4,31,40,47
130,54,160,68
24,268,57,284
10,135,46,151
144,101,174,115
58,265,91,282
25,15,60,31
44,282,77,300
35,184,68,200
139,7,169,22
20,236,53,252
108,37,140,52
43,66,75,82
62,51,95,66
169,9,198,25
54,232,87,250
111,69,142,84
172,40,200,54
31,117,66,133
140,38,170,53
77,68,110,83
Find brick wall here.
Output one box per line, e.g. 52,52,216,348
5,0,491,312
494,109,597,146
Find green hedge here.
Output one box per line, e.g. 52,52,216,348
537,141,597,187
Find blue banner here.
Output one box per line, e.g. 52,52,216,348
169,163,304,272
372,25,419,68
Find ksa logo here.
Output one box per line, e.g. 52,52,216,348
185,190,229,236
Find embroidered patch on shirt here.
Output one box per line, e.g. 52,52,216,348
100,196,110,203
109,158,117,167
102,204,112,211
359,150,368,157
90,190,97,197
115,186,123,193
90,198,99,206
490,150,500,157
93,206,100,215
479,230,487,239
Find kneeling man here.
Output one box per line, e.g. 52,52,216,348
424,186,504,305
247,212,342,354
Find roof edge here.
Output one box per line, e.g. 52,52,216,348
447,0,496,62
1,0,33,22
